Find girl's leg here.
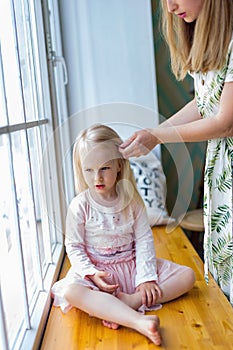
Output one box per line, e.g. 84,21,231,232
64,284,161,346
118,265,195,307
156,266,195,303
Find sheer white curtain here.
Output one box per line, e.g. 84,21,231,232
58,0,159,141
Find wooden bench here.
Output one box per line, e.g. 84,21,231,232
40,226,233,350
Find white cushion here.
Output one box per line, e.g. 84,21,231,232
130,153,175,226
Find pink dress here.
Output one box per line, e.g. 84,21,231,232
52,190,189,313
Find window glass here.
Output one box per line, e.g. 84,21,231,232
0,1,25,125
0,134,26,349
0,56,7,127
11,130,40,302
27,126,52,274
13,0,40,122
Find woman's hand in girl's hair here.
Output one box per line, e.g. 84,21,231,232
136,281,162,307
87,271,119,293
119,129,159,159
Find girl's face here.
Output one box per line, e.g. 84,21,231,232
166,0,204,23
81,145,121,201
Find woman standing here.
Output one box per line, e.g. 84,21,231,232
120,0,233,304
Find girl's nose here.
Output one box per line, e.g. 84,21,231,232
95,171,103,182
166,0,178,13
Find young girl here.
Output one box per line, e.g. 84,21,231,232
52,124,195,345
119,0,233,304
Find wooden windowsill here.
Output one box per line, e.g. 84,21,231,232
40,226,233,350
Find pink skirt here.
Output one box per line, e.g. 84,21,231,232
51,255,189,313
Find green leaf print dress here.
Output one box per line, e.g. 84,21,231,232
192,37,233,304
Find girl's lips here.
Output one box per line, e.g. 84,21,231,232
96,184,105,189
177,12,186,19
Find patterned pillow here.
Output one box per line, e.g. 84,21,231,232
130,152,175,226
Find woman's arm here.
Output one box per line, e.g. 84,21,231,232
155,81,233,142
158,98,201,128
119,98,201,157
119,82,233,158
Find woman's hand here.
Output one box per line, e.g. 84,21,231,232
136,281,162,307
87,271,119,293
119,128,159,158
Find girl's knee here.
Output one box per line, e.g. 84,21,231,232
64,284,83,303
184,267,196,290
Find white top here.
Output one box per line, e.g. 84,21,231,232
65,189,158,287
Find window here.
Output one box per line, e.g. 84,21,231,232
0,1,68,349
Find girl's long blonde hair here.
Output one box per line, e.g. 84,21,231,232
73,124,144,206
160,0,233,79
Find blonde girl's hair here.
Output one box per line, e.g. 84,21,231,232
73,124,144,206
160,0,233,80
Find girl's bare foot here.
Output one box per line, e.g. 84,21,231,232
136,315,161,346
102,315,161,345
102,320,119,329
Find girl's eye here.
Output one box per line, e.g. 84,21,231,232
101,166,110,170
85,168,92,172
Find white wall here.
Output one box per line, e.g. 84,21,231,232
59,0,159,143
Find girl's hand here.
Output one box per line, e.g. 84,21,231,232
119,129,159,159
136,281,162,307
87,271,119,293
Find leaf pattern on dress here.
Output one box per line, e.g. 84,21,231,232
211,204,231,233
194,36,233,304
204,141,221,188
212,235,233,262
215,165,232,192
212,234,233,286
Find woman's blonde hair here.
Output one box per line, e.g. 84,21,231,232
73,124,144,206
160,0,233,79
